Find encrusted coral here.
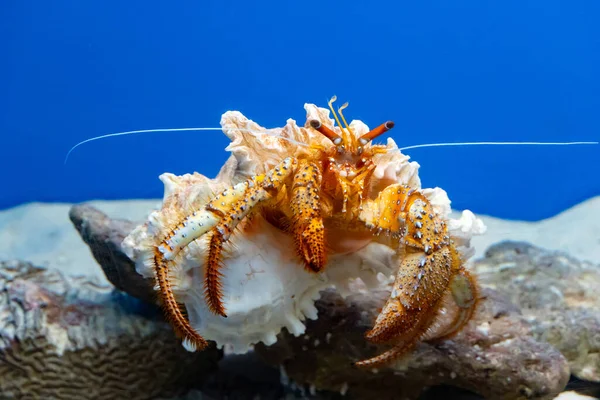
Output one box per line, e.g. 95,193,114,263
0,260,220,399
121,103,486,353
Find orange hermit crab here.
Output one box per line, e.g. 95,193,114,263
148,96,479,367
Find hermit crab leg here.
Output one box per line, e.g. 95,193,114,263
202,157,298,316
202,158,299,315
153,157,297,341
153,251,209,352
355,184,467,367
429,267,479,342
290,161,326,272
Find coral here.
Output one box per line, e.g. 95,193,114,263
120,102,486,361
0,260,220,399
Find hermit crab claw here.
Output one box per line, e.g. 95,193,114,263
356,248,479,368
364,251,452,345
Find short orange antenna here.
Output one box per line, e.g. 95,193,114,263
358,121,395,145
327,96,348,147
337,102,357,152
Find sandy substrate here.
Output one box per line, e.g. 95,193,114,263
555,392,597,400
456,195,600,265
0,199,160,284
0,196,599,285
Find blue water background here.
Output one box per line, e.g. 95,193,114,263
2,1,599,220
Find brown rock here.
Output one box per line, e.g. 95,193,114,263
68,205,575,399
255,287,569,400
69,204,156,304
474,241,600,382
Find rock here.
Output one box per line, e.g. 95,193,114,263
474,241,600,382
69,204,156,304
563,376,600,399
0,260,221,400
69,204,577,399
255,287,569,400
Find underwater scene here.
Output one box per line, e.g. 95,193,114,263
2,1,599,399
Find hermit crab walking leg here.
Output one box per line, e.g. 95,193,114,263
204,157,329,314
290,161,326,272
153,251,209,351
429,267,479,342
203,157,298,316
154,154,330,332
152,157,297,344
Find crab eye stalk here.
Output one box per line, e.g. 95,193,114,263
358,121,395,145
309,119,343,145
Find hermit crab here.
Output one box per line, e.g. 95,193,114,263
124,97,481,368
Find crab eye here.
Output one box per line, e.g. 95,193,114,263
310,119,342,145
359,121,395,143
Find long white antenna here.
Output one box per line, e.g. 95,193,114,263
64,125,598,165
63,127,310,164
64,128,225,164
399,141,598,152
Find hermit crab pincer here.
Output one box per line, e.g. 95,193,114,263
124,97,481,368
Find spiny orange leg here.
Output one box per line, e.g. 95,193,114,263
355,184,463,368
152,157,297,352
290,161,326,272
154,251,209,352
203,183,273,316
202,157,298,316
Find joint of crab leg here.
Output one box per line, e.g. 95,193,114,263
309,119,342,145
158,211,220,260
157,180,254,259
358,121,395,145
